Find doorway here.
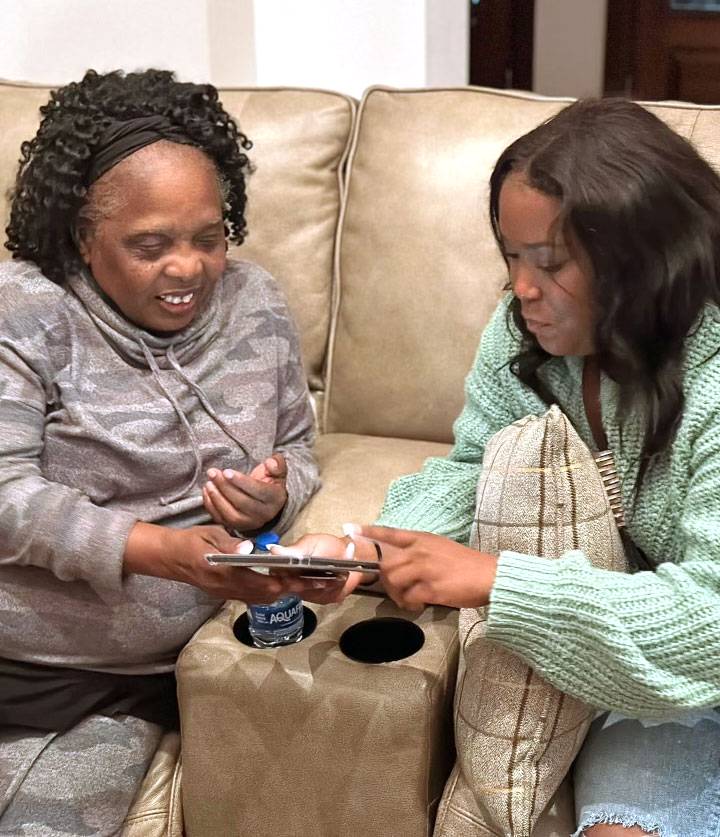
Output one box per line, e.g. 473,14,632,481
605,0,720,102
469,0,720,103
468,0,535,91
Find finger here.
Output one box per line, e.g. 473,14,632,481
202,486,224,525
210,567,287,604
381,576,426,612
219,469,283,505
265,453,287,479
236,568,303,603
399,594,426,613
269,544,305,558
248,461,270,481
356,524,418,549
204,529,251,555
205,479,264,524
379,561,426,606
293,575,351,604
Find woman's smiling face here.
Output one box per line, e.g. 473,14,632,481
498,172,596,357
78,141,227,334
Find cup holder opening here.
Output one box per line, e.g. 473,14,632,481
339,617,425,664
233,606,317,648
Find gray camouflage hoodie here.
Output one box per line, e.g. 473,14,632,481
0,258,319,672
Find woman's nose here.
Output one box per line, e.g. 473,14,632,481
512,263,542,302
164,248,204,280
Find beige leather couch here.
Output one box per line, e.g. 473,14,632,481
3,80,720,836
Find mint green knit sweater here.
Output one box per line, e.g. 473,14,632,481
378,295,720,719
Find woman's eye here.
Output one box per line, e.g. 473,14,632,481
128,238,167,259
134,245,165,260
196,237,224,250
537,262,564,274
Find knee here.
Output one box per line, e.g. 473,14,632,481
583,825,659,837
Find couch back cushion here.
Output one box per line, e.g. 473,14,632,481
324,87,720,443
0,83,354,394
0,81,53,248
221,89,355,390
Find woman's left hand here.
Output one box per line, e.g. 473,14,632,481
351,525,498,611
268,533,369,605
203,453,288,533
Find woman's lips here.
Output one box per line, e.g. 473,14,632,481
156,289,200,316
524,317,551,332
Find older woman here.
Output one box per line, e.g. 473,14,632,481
0,68,322,834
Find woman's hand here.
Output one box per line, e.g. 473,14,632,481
202,453,288,534
124,521,304,604
350,525,498,611
270,532,370,605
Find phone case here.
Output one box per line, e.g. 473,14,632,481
204,552,380,575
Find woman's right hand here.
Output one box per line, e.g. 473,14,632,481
272,532,378,604
123,521,302,604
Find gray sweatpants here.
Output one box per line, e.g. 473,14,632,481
0,714,162,836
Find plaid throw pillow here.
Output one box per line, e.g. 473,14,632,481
434,406,627,837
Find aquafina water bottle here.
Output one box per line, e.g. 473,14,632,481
247,531,304,648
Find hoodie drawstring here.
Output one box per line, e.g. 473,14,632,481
138,340,247,505
166,346,250,459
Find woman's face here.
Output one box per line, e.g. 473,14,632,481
498,172,596,357
79,142,227,333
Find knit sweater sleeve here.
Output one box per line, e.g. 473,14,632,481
486,394,720,718
377,296,536,542
0,286,136,599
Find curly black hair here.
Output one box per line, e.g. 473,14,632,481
5,68,252,284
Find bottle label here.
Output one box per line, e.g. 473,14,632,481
249,597,303,632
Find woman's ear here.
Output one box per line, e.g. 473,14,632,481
74,223,93,266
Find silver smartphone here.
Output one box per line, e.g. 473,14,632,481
204,551,380,577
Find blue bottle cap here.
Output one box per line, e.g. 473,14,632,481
254,531,281,551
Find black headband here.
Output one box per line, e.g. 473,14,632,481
87,115,196,185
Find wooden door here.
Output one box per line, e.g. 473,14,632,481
469,0,535,91
606,0,720,103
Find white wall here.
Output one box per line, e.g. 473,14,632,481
426,0,468,88
0,0,213,85
533,0,608,97
0,0,467,95
253,0,467,94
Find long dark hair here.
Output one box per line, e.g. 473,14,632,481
490,98,720,469
5,68,252,284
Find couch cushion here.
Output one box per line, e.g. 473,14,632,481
325,87,567,442
644,102,720,170
120,731,183,837
324,87,720,443
284,431,450,540
220,88,355,391
0,80,52,258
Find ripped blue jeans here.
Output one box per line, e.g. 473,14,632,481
573,708,720,836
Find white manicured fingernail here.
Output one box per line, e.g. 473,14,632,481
344,541,356,559
342,523,362,537
270,545,304,558
223,469,235,479
237,540,254,555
